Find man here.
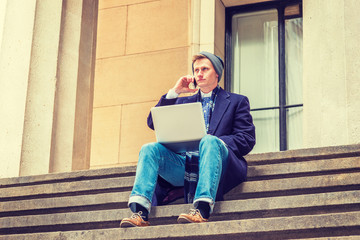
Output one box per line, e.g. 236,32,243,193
120,51,255,227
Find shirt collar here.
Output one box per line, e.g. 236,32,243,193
200,90,212,98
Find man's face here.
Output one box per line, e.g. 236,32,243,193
193,58,218,93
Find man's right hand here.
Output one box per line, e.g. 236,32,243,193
173,75,198,94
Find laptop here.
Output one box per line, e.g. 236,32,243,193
150,102,206,153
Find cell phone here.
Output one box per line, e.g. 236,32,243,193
193,77,197,87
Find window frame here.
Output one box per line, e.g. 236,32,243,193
225,0,303,151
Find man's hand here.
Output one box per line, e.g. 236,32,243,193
173,75,198,94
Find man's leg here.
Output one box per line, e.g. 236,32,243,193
120,142,186,227
178,135,228,223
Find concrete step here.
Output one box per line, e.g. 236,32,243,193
0,144,359,239
1,211,359,240
293,237,360,240
1,171,359,217
247,156,360,181
1,143,358,188
245,143,360,164
1,156,358,201
1,190,359,232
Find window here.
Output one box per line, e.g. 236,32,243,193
225,1,303,153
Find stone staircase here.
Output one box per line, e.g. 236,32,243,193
0,144,359,239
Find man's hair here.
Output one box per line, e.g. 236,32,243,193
192,54,207,65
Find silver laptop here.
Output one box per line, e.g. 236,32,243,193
150,102,206,153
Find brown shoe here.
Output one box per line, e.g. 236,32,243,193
120,212,150,228
177,209,209,224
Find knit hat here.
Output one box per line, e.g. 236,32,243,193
192,51,224,82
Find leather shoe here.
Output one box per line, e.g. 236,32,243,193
120,211,150,228
177,209,209,224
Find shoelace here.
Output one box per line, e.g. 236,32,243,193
130,211,144,220
189,209,201,216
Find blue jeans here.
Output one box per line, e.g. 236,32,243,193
128,135,229,214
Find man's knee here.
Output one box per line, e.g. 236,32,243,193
141,142,157,151
200,135,221,147
140,142,162,156
199,135,228,162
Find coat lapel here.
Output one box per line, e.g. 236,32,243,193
208,88,230,134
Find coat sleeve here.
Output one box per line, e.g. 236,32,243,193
218,96,256,157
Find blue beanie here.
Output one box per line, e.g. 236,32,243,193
192,51,224,82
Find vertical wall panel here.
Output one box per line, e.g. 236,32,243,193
0,0,37,178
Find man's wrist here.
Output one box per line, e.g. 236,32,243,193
166,88,179,99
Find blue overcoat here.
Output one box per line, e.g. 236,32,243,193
147,87,256,205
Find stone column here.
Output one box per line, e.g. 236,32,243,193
303,0,360,147
72,0,98,171
50,0,98,172
0,0,98,178
189,0,201,64
19,0,64,176
343,0,360,144
190,0,225,86
200,0,216,53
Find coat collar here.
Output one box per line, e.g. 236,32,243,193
186,87,230,134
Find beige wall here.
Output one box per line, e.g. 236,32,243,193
91,0,191,168
91,0,229,168
92,0,360,170
91,0,234,168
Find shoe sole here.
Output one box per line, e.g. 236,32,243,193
120,220,149,228
177,216,208,224
177,216,193,224
120,220,138,228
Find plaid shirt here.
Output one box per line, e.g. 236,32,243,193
184,86,220,203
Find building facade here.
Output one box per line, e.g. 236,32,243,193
1,0,359,178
